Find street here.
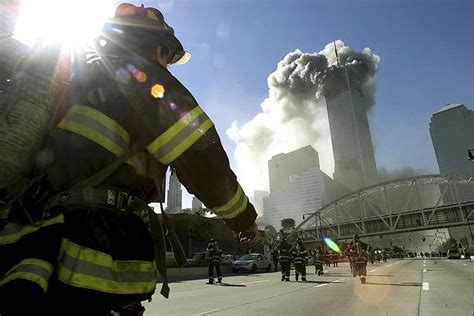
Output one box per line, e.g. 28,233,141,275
143,259,474,316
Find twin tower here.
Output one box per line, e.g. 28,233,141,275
324,67,378,196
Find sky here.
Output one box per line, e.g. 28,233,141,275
13,0,474,209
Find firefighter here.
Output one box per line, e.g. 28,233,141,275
347,234,370,284
271,246,279,272
206,239,222,284
0,3,258,315
292,238,308,282
278,236,292,281
312,246,324,276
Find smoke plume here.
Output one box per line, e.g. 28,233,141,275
226,40,380,195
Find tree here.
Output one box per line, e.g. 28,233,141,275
280,218,295,233
437,237,458,252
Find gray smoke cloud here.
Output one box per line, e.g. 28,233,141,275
227,40,380,194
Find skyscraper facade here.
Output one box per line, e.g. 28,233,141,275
430,103,474,184
268,145,320,193
429,103,474,244
323,67,378,195
263,166,334,230
191,196,203,212
166,169,182,213
263,146,334,230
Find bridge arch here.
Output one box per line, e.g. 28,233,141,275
292,174,474,241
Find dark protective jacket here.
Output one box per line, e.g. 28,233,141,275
206,242,222,264
346,240,370,262
0,50,257,313
278,241,292,263
291,243,308,265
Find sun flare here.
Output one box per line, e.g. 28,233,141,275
13,0,115,47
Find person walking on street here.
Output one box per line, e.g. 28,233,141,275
206,239,222,284
271,246,279,272
292,238,308,282
278,236,292,281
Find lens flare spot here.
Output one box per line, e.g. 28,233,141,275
115,68,131,84
151,84,165,99
133,69,147,83
127,64,136,72
324,237,340,253
170,102,177,110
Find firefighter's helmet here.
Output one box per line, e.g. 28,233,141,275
103,3,190,65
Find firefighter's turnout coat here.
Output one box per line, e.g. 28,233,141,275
0,51,257,314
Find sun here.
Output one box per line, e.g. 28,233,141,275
13,0,116,47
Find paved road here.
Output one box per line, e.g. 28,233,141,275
143,259,473,316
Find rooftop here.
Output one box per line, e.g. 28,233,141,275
433,103,464,115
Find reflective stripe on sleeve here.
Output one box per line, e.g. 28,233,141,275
211,184,248,219
0,258,53,293
57,238,157,295
0,214,64,245
147,106,214,164
57,104,148,176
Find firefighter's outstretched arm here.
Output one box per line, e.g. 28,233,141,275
135,62,258,241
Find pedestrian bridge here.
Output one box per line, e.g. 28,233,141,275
295,174,474,241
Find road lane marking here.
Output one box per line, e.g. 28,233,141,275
423,269,427,272
422,282,430,291
314,278,345,288
369,269,376,273
193,309,220,316
333,278,346,283
463,263,468,266
315,283,328,288
386,264,391,267
237,280,269,285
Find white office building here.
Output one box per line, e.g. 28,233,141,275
429,103,474,245
263,146,334,230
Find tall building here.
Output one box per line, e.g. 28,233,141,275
268,145,320,193
429,103,474,244
251,190,269,218
263,146,335,230
191,196,203,212
166,169,182,213
323,67,378,195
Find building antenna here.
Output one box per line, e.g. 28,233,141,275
333,41,340,68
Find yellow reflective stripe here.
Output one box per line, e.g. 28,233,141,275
0,258,53,293
70,105,130,144
58,120,125,156
147,106,204,154
0,214,64,245
211,184,249,219
159,119,213,164
146,106,214,164
220,197,248,219
58,238,157,294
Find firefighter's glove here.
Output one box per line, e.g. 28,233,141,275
237,222,258,244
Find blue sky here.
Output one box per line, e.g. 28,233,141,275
135,0,473,207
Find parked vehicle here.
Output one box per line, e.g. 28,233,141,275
221,254,235,266
447,249,461,259
186,252,209,267
232,253,272,273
